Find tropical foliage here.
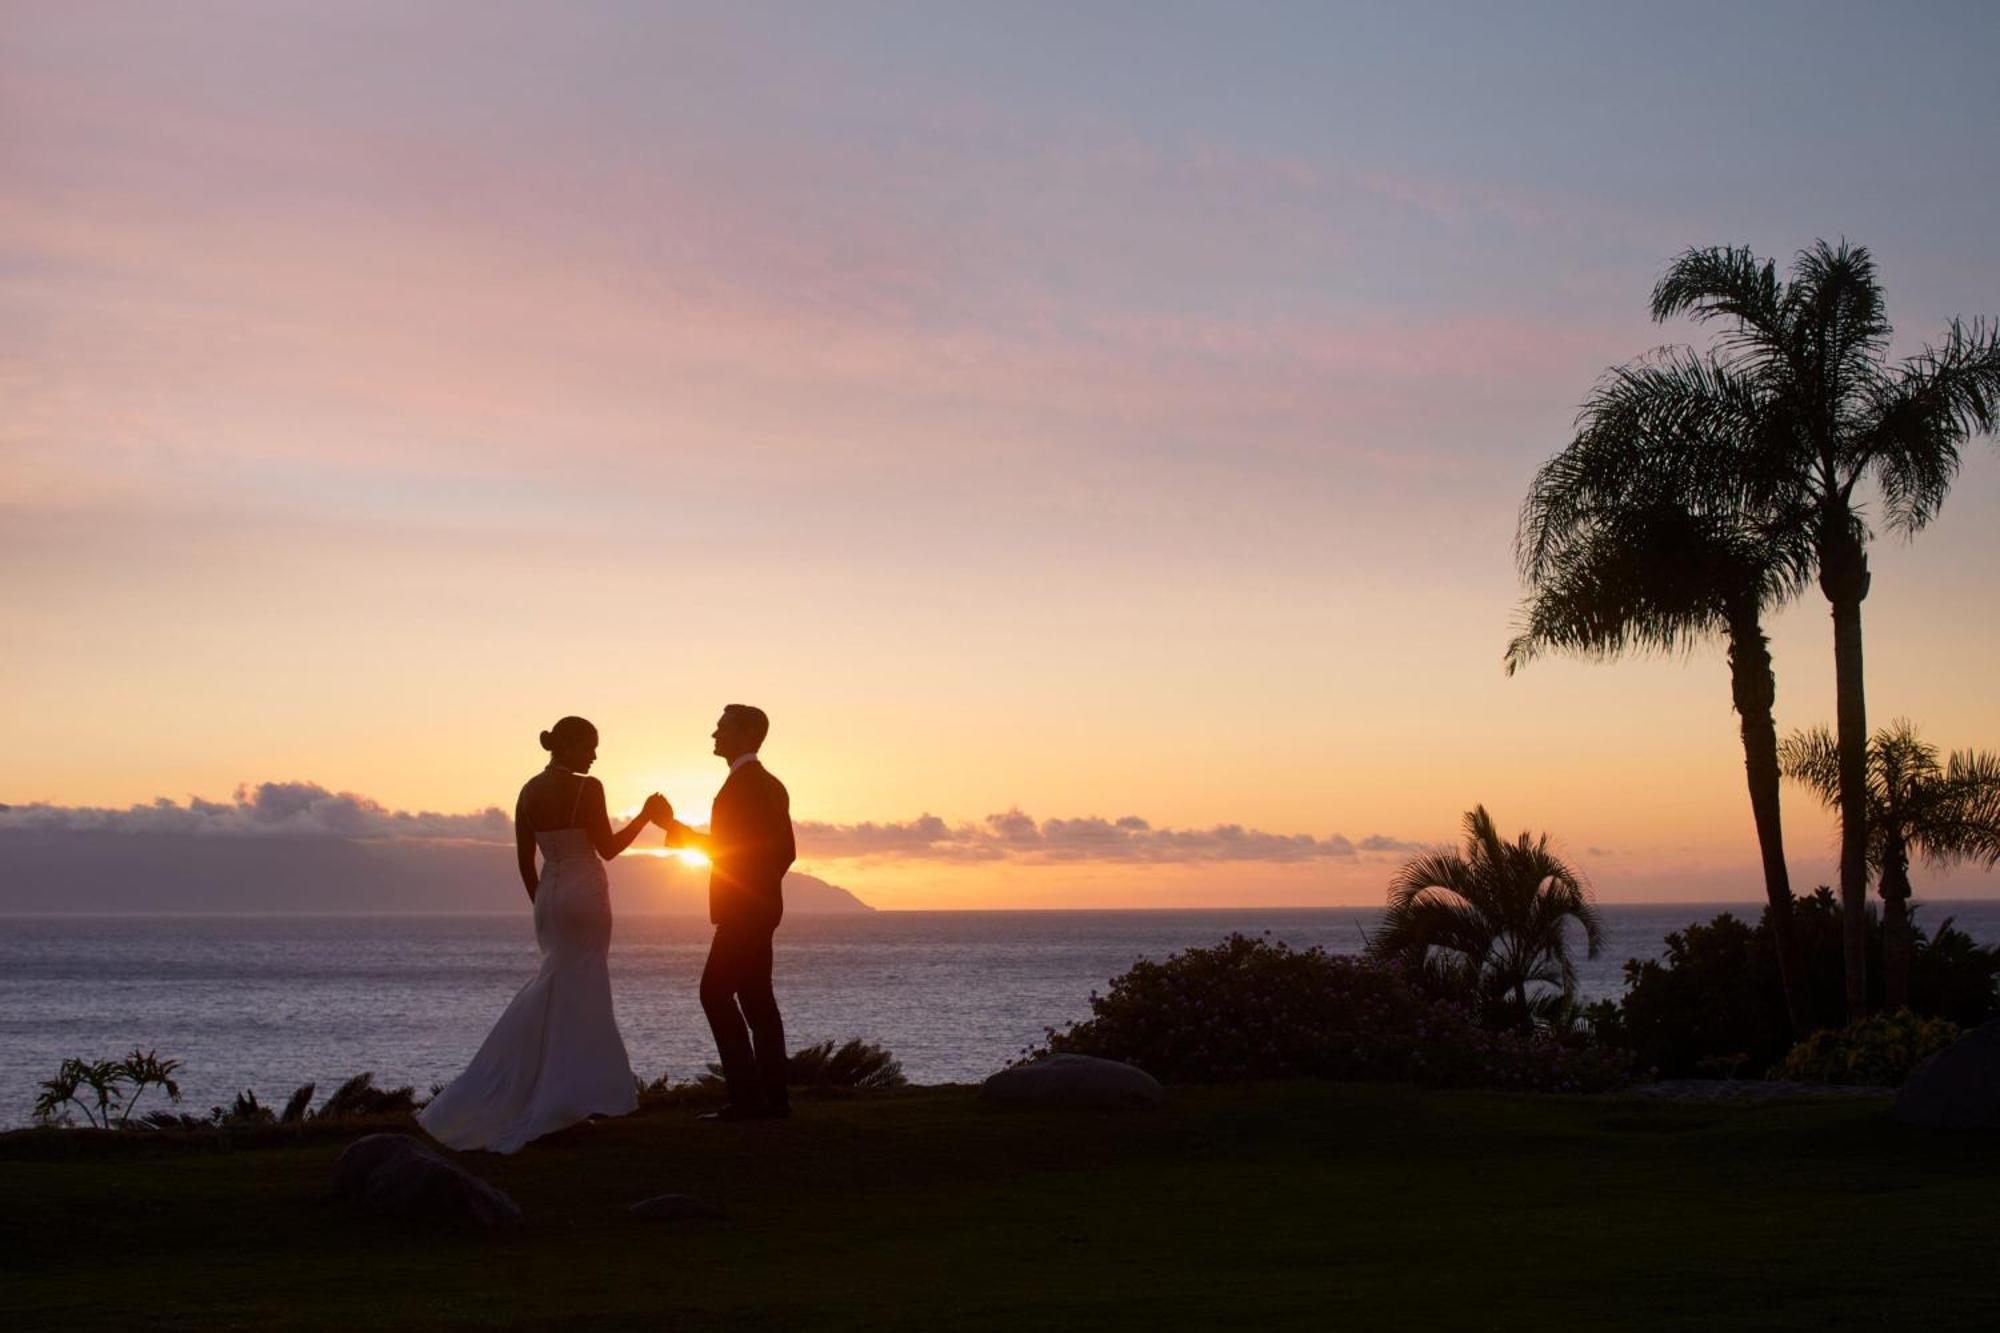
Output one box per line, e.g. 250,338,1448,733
1781,720,2000,1008
1522,241,2000,1020
1585,890,2000,1078
639,1038,910,1102
1367,806,1603,1030
31,1060,422,1132
1645,241,2000,1019
1037,933,1631,1093
1770,1011,1961,1087
1513,349,1816,1033
701,1038,907,1092
32,1049,183,1129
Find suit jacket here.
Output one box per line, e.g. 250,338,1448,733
706,760,795,929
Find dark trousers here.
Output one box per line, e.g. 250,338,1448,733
699,921,787,1110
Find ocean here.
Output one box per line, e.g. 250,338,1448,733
7,904,1999,1126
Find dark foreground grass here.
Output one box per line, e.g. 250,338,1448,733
4,1082,1996,1331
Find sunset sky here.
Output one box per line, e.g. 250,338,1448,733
6,2,1999,908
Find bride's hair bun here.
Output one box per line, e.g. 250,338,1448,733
540,715,596,753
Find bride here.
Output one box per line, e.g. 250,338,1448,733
418,715,668,1153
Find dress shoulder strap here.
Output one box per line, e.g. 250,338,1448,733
568,776,590,825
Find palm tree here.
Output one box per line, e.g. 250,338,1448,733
1512,348,1816,1035
1780,720,2000,1010
1369,805,1604,1030
1649,241,2000,1019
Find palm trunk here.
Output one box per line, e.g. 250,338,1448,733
1820,525,1872,1023
1879,835,1914,1012
1726,608,1811,1036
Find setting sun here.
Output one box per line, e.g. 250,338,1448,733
625,845,711,869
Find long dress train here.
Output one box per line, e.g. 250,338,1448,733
417,824,637,1153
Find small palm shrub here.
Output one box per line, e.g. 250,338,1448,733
1770,1011,1961,1087
1369,806,1604,1031
641,1038,909,1103
1033,934,1631,1092
781,1038,907,1089
315,1072,420,1119
32,1049,183,1128
699,1038,907,1090
26,1056,428,1133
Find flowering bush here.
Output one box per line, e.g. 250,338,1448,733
1770,1011,1961,1087
1031,934,1631,1093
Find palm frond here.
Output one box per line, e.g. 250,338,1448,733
1779,726,1843,808
1861,318,2000,533
1376,807,1598,1029
1916,748,2000,870
1788,239,1893,389
1651,245,1789,360
279,1082,315,1125
1518,349,1771,582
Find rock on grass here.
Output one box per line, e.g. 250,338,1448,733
1894,1019,2000,1129
980,1055,1165,1109
334,1133,521,1227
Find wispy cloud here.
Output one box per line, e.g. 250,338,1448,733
0,783,509,841
1356,834,1425,854
797,809,1366,865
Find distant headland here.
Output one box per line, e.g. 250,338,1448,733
0,829,875,915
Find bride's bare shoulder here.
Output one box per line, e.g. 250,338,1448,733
516,771,557,812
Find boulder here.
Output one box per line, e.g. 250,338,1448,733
979,1055,1164,1109
334,1133,522,1226
1892,1020,2000,1129
629,1193,728,1222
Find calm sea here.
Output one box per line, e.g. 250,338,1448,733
6,904,1999,1125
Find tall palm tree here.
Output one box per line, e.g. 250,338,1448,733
1650,241,2000,1019
1780,720,2000,1010
1370,805,1604,1031
1512,348,1816,1035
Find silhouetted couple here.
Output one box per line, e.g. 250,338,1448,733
419,704,796,1153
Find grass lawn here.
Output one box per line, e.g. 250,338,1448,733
3,1082,1995,1331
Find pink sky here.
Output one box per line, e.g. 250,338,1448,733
5,3,1999,908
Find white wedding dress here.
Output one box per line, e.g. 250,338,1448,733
418,793,638,1153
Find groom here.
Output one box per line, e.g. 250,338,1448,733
661,704,795,1120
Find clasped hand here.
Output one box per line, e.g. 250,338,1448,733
641,792,674,825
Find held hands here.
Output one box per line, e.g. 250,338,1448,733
641,792,674,825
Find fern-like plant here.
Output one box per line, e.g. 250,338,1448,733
31,1049,182,1128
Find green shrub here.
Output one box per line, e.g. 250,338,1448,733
1589,912,1792,1078
1031,934,1631,1093
1770,1011,1961,1087
1592,889,2000,1077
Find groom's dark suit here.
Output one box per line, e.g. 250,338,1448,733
697,757,795,1111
